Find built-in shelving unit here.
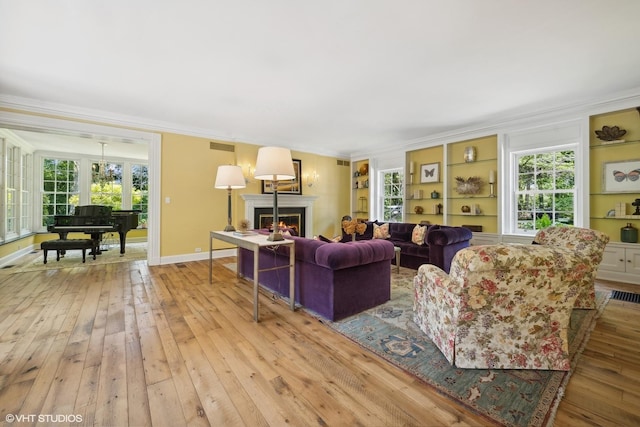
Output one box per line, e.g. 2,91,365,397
589,108,640,284
351,159,370,221
406,145,444,223
446,136,498,233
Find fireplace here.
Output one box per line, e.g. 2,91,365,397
241,194,318,238
255,207,305,237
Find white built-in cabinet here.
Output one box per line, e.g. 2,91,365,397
597,243,640,285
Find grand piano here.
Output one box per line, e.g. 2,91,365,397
47,205,140,255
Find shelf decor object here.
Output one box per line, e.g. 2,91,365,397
602,160,640,193
463,146,476,163
595,125,627,144
420,162,440,183
214,165,247,232
254,146,296,241
489,169,496,197
454,176,483,195
409,161,414,184
621,223,638,243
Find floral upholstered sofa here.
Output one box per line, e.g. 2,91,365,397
533,226,609,309
413,243,588,370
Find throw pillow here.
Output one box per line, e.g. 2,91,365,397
373,222,390,239
318,235,333,243
411,224,427,245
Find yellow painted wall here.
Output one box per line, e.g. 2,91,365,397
0,108,350,258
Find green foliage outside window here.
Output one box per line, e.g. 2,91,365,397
382,170,404,222
516,150,575,232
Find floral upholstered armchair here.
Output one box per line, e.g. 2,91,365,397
413,244,588,370
533,226,609,309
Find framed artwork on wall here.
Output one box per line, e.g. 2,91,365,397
602,160,640,193
420,162,440,183
261,158,302,194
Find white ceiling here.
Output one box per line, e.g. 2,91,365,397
2,1,640,158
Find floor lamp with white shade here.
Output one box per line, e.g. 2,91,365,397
253,147,296,241
214,165,246,232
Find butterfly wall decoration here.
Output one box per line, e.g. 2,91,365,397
420,162,440,183
613,169,640,182
603,160,640,192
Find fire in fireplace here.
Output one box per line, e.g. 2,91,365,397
254,207,305,237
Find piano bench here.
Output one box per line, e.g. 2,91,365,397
40,239,97,264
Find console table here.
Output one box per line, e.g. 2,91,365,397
209,231,295,322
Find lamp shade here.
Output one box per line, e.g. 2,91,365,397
214,165,246,189
254,147,296,180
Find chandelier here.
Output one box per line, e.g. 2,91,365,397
93,142,114,185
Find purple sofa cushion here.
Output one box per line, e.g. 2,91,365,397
390,231,411,241
315,239,394,270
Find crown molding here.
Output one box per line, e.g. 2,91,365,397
0,94,349,157
348,86,640,158
3,87,640,161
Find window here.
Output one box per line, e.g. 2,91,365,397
40,157,147,230
132,163,148,227
42,158,79,227
380,168,404,222
6,145,18,237
21,151,32,234
514,149,576,233
91,159,123,209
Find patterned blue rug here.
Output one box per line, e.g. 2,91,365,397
324,268,610,427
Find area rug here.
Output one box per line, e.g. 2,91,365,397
323,267,610,427
1,242,147,273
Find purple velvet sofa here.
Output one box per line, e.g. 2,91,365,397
344,221,473,273
237,234,395,321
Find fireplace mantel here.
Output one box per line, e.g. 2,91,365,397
241,194,318,237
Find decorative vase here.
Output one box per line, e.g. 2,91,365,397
430,190,439,199
464,146,476,163
414,206,424,214
461,205,471,213
621,223,638,243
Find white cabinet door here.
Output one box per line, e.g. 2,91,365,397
600,246,626,272
626,247,640,276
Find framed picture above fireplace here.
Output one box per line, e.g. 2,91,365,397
261,158,302,195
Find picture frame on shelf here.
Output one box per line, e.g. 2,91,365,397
261,158,302,195
420,162,440,183
602,160,640,193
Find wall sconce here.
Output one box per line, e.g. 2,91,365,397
305,171,319,187
243,163,253,183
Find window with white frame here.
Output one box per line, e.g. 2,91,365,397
41,157,147,230
21,151,32,234
380,168,404,222
42,158,80,227
131,163,148,226
91,159,123,209
513,148,576,233
5,144,19,238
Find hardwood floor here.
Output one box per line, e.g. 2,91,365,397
0,257,638,426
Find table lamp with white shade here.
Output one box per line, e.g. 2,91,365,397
254,146,296,241
214,165,246,231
